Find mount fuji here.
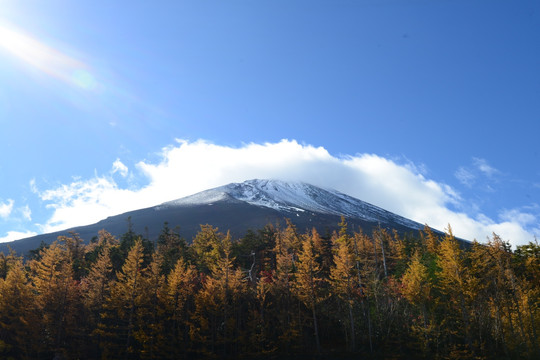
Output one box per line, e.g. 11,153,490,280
164,179,422,229
1,179,435,255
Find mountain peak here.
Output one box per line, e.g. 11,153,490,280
164,179,422,230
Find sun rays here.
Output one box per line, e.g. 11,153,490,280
0,22,97,90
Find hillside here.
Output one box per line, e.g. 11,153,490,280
0,179,437,256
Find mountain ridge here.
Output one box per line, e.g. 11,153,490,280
0,179,440,256
163,179,422,229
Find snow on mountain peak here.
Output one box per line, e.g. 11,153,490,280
164,179,422,230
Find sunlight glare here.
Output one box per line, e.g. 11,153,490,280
0,23,97,90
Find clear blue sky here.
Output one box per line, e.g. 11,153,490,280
0,0,539,246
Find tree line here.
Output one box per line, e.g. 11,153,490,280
0,218,538,359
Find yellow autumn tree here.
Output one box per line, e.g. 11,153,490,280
270,221,301,352
436,225,473,354
135,252,168,359
98,238,145,359
190,232,246,357
82,245,113,317
0,259,38,359
294,228,323,353
30,241,81,358
192,224,226,273
401,250,433,352
330,219,357,351
165,257,198,357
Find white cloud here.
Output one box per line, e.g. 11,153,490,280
473,157,499,178
0,199,14,218
111,159,129,177
0,230,38,243
38,177,135,234
499,208,538,228
32,139,538,247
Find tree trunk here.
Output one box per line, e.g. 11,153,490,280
312,302,321,354
365,300,373,353
351,235,373,352
459,293,472,350
380,234,388,278
495,301,509,357
348,299,356,352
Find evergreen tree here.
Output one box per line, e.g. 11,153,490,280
156,222,188,275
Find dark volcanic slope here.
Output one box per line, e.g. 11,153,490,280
0,179,433,256
0,200,418,257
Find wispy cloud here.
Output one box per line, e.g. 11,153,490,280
455,157,502,192
0,199,14,219
112,159,129,178
26,139,538,247
455,167,475,187
20,205,32,221
473,157,499,178
0,22,98,90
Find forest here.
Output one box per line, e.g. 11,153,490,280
0,218,538,360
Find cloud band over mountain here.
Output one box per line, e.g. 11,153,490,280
8,139,538,247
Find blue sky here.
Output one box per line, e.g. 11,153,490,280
0,0,539,247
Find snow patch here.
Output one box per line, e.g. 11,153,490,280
162,179,423,230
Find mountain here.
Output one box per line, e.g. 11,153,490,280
166,179,423,229
0,179,434,256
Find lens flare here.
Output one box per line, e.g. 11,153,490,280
0,23,97,90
